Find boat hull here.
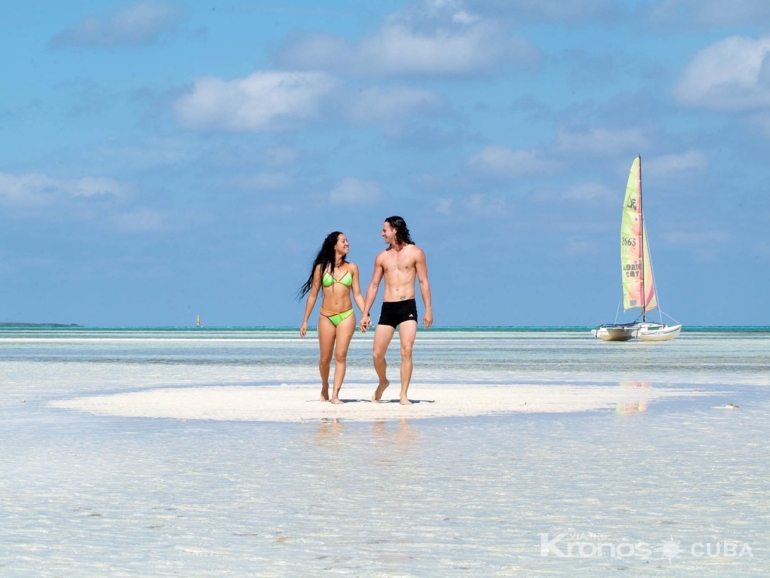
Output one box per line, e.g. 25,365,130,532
592,324,638,342
592,323,682,342
637,323,681,341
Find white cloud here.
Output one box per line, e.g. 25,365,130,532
465,193,509,218
641,0,770,30
75,177,125,197
0,172,124,207
436,199,452,216
467,146,561,178
530,182,614,204
644,150,707,175
566,236,600,255
230,173,293,190
356,23,537,76
467,0,623,22
95,137,201,171
753,242,770,256
329,178,382,205
274,2,540,76
113,208,164,232
346,86,443,124
52,1,183,48
261,147,298,168
452,9,479,24
173,71,336,132
662,231,731,245
274,33,350,71
555,127,648,156
751,112,770,138
561,183,614,202
661,230,731,260
674,35,770,110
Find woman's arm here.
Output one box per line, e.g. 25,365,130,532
300,265,322,337
349,263,367,316
360,254,384,331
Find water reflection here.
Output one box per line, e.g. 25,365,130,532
371,418,418,449
312,418,345,448
616,381,650,415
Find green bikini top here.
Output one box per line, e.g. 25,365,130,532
322,270,352,287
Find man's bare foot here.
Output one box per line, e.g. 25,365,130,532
372,380,389,402
331,397,343,405
400,395,412,406
320,386,329,402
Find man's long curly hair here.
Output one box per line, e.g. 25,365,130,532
385,216,413,246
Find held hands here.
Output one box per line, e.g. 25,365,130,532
359,313,371,333
300,321,308,338
423,309,433,330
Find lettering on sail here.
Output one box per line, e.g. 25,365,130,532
624,263,642,278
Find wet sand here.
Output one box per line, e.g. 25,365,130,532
50,383,707,422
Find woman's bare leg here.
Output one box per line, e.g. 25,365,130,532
317,316,336,401
330,314,356,404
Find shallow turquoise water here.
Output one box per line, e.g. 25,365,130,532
1,328,768,576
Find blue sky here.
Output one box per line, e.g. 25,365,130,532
1,0,769,327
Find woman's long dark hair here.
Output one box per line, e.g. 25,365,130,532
297,231,346,300
385,215,413,245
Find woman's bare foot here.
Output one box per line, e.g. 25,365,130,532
330,397,343,405
372,379,389,402
400,395,412,406
320,385,330,402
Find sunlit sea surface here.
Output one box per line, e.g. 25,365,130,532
1,327,769,576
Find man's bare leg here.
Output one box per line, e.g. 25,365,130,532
372,324,396,401
317,317,335,401
398,320,417,405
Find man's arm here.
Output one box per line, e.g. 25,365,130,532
360,255,384,331
415,248,433,329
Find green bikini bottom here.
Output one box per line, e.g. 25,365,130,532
320,308,354,327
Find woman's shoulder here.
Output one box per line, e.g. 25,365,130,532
346,261,359,271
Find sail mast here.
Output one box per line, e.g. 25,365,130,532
638,155,645,322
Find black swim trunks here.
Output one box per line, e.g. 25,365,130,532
378,299,418,328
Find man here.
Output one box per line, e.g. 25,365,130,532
360,216,433,405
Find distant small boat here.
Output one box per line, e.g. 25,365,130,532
196,314,201,328
593,156,681,342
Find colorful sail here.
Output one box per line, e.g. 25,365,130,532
642,224,657,311
620,156,657,311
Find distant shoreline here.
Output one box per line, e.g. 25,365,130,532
0,322,83,328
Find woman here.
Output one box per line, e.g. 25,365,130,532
299,231,366,404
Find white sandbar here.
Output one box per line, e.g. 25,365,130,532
49,384,706,422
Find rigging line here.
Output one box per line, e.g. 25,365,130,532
614,299,622,324
659,309,681,325
638,155,645,323
642,220,664,324
642,228,680,326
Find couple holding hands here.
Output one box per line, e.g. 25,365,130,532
299,216,433,405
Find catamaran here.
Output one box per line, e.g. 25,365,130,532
592,156,682,342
